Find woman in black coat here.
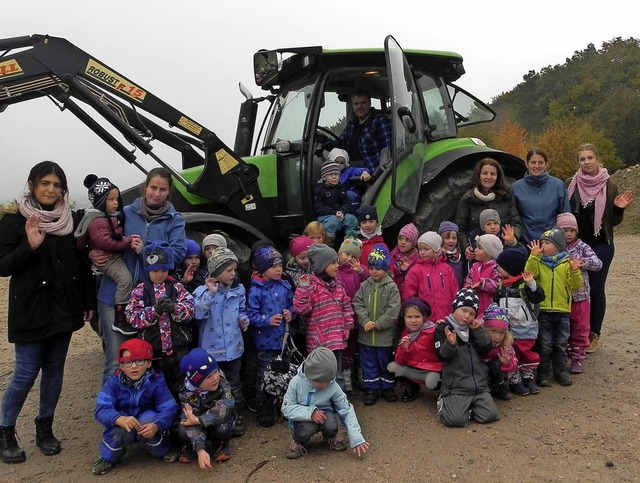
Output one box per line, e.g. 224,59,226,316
0,161,95,464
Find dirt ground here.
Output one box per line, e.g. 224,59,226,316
0,236,638,483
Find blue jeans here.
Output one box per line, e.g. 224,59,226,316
291,409,339,444
537,312,570,376
98,302,131,385
1,332,72,426
588,243,614,334
317,214,358,235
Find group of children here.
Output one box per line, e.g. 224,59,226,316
83,171,602,474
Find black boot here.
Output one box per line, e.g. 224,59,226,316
0,425,26,464
35,417,61,456
490,381,512,401
256,403,275,427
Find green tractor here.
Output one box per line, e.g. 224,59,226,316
0,34,524,261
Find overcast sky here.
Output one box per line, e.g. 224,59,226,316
1,0,637,204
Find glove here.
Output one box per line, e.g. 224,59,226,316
154,297,174,315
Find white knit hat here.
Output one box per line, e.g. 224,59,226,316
475,234,503,260
417,231,442,255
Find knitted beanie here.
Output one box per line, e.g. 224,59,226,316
328,148,349,167
207,247,239,277
180,348,219,388
417,231,442,255
540,227,567,252
479,209,501,229
399,223,420,246
338,237,362,258
144,241,174,272
303,347,337,382
320,160,341,179
556,212,578,232
84,174,120,214
289,236,314,258
437,221,459,235
452,288,479,313
308,243,338,274
368,243,390,271
356,204,378,223
483,303,510,330
402,297,432,319
476,234,504,260
252,245,283,274
496,247,528,276
185,239,201,258
202,233,227,251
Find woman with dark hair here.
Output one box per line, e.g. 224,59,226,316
511,148,570,245
567,144,633,353
92,167,187,383
0,161,95,464
454,158,522,260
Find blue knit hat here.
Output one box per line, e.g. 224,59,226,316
180,348,219,388
368,243,390,271
144,241,174,272
185,239,201,258
252,245,283,275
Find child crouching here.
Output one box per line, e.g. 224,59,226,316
93,339,179,475
177,348,237,469
281,347,369,459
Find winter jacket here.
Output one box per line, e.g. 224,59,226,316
394,324,443,372
434,317,493,396
126,279,196,356
568,177,624,246
389,247,419,295
285,260,312,288
336,263,368,300
565,239,602,302
247,276,294,352
194,280,247,362
294,274,354,352
512,173,570,245
313,182,353,217
98,197,186,306
85,214,132,253
494,276,545,340
281,365,366,448
524,254,583,313
454,190,522,251
353,274,401,347
480,345,518,372
356,233,387,267
0,207,95,343
402,258,459,322
179,373,235,452
95,369,179,432
464,260,500,316
340,166,370,197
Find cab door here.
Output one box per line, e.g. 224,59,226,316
385,35,427,214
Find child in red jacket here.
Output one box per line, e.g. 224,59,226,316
387,297,442,402
355,204,388,266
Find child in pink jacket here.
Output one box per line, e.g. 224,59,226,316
464,234,503,316
294,244,354,391
480,303,518,401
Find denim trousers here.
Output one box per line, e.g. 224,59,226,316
1,331,72,426
98,301,131,385
292,409,339,444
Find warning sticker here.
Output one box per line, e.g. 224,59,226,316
0,59,23,79
177,116,203,136
216,149,239,175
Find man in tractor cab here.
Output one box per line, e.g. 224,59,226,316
329,90,392,177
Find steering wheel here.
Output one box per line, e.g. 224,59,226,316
315,126,337,145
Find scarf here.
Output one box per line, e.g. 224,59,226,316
500,274,522,289
445,315,469,343
567,168,609,236
473,187,495,202
360,225,383,239
407,320,437,342
444,248,462,264
138,196,173,221
523,171,549,187
541,251,569,269
18,194,74,236
73,208,105,238
391,247,419,272
117,367,152,390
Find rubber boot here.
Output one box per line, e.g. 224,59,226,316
0,425,26,464
35,417,61,456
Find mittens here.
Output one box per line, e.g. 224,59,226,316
154,297,174,315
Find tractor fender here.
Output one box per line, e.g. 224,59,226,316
181,211,273,245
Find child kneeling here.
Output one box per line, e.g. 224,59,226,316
281,347,370,459
177,348,237,469
93,339,179,475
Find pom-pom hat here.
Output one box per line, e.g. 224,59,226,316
84,174,121,214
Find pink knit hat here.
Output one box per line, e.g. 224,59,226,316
483,303,510,331
556,213,578,232
399,223,419,246
289,236,314,257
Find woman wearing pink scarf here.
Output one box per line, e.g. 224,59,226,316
567,144,633,353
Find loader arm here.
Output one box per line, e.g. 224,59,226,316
0,34,273,236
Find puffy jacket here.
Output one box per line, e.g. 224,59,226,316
95,369,179,432
389,247,419,295
194,281,247,362
0,207,95,343
336,263,368,300
464,260,499,317
281,365,366,448
494,277,545,340
524,254,583,313
565,239,602,302
402,258,459,322
356,233,387,267
247,276,294,352
394,324,443,372
353,274,401,347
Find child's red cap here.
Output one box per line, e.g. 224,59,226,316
118,339,154,362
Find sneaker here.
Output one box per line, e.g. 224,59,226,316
381,388,398,403
570,359,584,374
537,373,552,387
92,458,115,475
554,371,573,386
510,381,530,396
179,445,195,464
213,442,231,463
585,332,600,354
400,380,421,402
362,390,378,406
286,441,307,459
523,378,540,394
490,382,512,401
326,437,348,452
163,449,179,463
111,304,138,335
